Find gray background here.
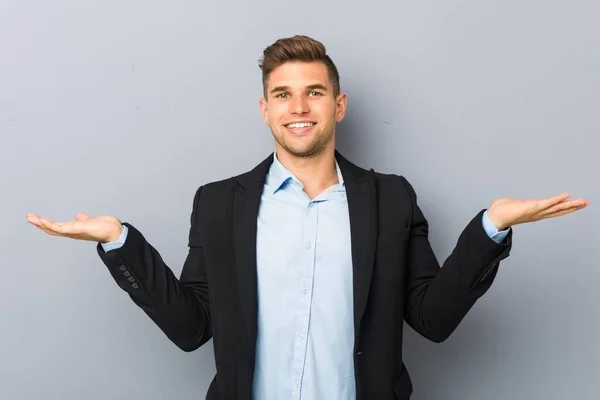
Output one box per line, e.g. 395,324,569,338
1,0,598,399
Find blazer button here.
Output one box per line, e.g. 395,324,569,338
124,271,131,277
132,283,139,289
119,265,127,271
128,276,135,283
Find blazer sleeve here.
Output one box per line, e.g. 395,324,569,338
400,176,512,343
96,186,211,352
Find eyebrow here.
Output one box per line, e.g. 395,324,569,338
270,84,329,95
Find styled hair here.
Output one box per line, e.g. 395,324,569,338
258,35,340,97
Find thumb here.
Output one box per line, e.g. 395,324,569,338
75,213,92,221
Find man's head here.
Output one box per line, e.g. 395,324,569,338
258,35,347,159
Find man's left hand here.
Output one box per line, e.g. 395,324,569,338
487,193,589,231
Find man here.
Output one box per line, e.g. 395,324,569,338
27,35,588,400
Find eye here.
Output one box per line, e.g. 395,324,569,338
276,93,289,99
308,91,322,97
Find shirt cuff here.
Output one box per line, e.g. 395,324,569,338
482,210,510,243
100,225,128,252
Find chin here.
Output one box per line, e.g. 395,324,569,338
286,145,325,158
274,130,332,158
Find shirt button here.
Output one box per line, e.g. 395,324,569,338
306,241,312,249
295,381,300,388
302,287,309,294
298,334,304,340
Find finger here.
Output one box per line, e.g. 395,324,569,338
28,217,61,236
37,225,61,236
36,216,56,230
535,193,570,211
38,217,77,235
75,213,91,221
537,205,587,220
535,198,588,218
26,213,41,225
37,216,55,229
32,219,87,238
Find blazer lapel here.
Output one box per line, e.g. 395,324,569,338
335,151,378,344
233,153,274,350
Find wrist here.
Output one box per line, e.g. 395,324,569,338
103,224,124,243
487,208,508,231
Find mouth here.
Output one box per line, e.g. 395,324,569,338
284,121,317,135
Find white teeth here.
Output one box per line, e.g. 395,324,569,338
287,122,314,129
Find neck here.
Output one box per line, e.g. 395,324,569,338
275,146,339,199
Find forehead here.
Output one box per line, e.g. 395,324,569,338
267,61,331,89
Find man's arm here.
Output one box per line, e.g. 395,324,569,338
96,186,211,352
27,186,212,352
399,176,587,343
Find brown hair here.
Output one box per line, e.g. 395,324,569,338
258,35,340,98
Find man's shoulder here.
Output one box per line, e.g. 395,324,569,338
335,152,410,185
193,155,273,200
372,170,416,204
348,158,412,191
373,170,408,184
194,173,244,202
200,175,236,193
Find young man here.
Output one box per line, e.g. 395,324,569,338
27,36,588,400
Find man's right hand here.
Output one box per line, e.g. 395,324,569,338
26,212,123,243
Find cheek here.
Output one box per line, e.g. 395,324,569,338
265,111,276,126
267,107,285,125
314,102,335,118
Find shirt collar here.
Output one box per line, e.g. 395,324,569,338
267,151,345,194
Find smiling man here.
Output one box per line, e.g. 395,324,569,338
27,35,588,400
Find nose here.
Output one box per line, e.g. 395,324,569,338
289,95,309,115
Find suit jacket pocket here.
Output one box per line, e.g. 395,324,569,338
377,227,410,249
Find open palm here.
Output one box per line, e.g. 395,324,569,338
487,193,589,231
26,212,123,243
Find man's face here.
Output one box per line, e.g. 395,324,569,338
260,61,347,158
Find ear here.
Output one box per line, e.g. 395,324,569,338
335,92,348,123
259,97,269,126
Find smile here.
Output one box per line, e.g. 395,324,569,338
284,121,317,136
285,122,316,129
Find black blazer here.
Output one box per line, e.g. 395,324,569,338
97,151,512,400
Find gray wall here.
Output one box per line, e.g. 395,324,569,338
1,0,598,399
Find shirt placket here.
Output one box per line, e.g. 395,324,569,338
290,199,318,399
